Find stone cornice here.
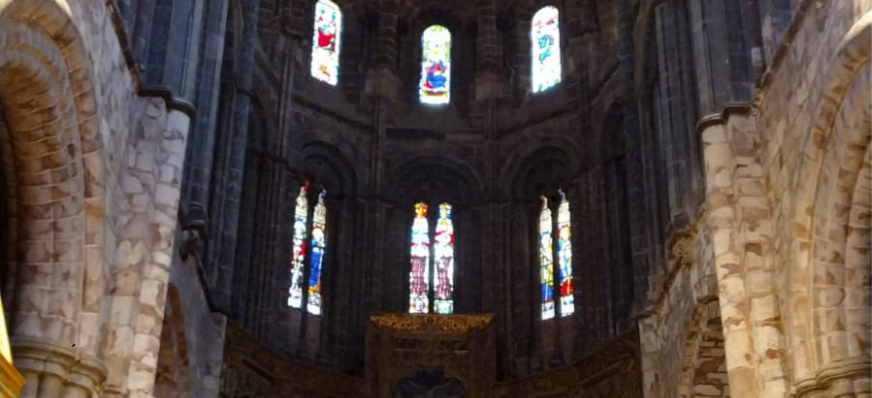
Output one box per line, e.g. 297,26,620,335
695,104,753,134
105,1,197,119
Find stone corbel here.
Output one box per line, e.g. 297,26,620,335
179,202,209,261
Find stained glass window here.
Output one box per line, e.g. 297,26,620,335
307,190,327,315
420,25,451,104
410,202,431,314
433,203,455,314
539,197,555,320
531,6,561,93
557,191,574,317
288,184,329,316
288,185,309,308
311,0,342,85
409,202,456,314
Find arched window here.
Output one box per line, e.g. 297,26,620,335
531,6,562,93
409,202,455,314
310,0,342,85
288,183,329,316
419,25,452,104
540,190,573,320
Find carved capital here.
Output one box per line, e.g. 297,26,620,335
11,338,107,394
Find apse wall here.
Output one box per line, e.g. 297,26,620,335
204,0,641,382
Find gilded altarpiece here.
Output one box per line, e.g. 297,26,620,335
367,314,496,397
220,322,641,397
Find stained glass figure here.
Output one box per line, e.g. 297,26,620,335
531,6,561,93
307,190,327,315
539,197,555,320
419,25,451,104
288,184,309,308
557,191,574,316
433,203,455,314
409,202,431,314
311,0,342,85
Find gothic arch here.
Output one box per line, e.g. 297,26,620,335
788,10,872,393
0,0,107,393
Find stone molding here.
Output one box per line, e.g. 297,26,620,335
11,338,107,393
794,356,872,396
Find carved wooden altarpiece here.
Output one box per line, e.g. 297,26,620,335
367,314,496,398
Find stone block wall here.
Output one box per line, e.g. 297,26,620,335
697,0,871,397
0,0,193,397
638,218,720,398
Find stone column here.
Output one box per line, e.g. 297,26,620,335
472,0,502,355
182,0,231,210
209,0,262,311
687,0,755,115
507,202,533,377
653,0,704,224
616,0,650,312
263,32,300,355
362,0,399,333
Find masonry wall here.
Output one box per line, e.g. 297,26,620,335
698,0,871,396
0,0,196,397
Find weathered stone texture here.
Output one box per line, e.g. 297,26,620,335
698,1,872,397
0,0,191,397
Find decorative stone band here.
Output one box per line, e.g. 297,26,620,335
10,338,107,397
794,356,872,397
368,313,494,332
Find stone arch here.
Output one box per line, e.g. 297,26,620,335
0,0,107,393
505,142,580,201
299,141,362,198
154,285,191,398
789,10,872,393
389,155,482,206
